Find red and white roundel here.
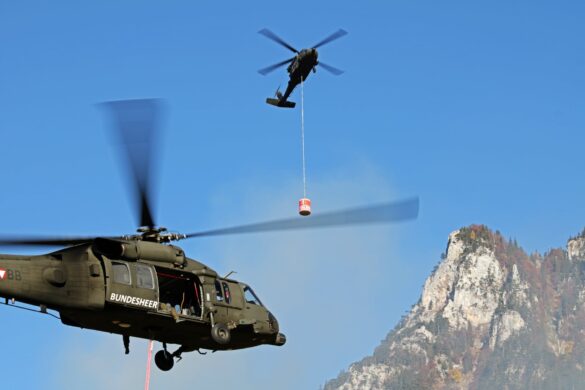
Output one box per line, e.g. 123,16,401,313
0,269,6,280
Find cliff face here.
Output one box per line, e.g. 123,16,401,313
325,226,585,390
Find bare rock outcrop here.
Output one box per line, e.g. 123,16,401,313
325,226,585,390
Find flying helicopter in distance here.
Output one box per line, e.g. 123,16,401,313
0,99,418,372
258,28,347,108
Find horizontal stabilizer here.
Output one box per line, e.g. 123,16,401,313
266,98,296,108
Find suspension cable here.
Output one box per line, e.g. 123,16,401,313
301,77,307,198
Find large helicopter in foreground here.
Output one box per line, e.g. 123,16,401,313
258,29,347,108
0,99,418,371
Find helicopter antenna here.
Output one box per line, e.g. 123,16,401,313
0,299,60,320
223,271,237,279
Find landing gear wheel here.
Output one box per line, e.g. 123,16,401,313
211,323,231,345
154,350,174,371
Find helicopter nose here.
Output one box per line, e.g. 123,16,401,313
274,332,287,346
268,311,286,346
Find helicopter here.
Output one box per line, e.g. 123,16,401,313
258,28,347,108
0,99,418,371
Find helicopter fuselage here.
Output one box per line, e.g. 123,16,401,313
0,240,285,353
281,48,318,102
266,48,318,108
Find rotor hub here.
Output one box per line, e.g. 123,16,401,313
132,226,186,243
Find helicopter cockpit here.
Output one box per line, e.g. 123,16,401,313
242,284,263,306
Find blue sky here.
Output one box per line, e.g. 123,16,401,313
1,1,584,389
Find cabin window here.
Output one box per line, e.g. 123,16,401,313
243,285,263,306
136,264,154,289
222,282,231,304
112,261,131,285
215,280,224,302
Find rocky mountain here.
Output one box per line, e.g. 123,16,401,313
324,225,585,390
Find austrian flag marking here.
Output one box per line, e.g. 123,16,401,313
0,269,6,280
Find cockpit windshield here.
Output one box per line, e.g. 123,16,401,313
243,285,264,307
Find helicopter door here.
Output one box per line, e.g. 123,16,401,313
156,270,202,319
213,280,243,322
105,260,159,311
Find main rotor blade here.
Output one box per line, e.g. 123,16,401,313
312,29,348,49
0,235,101,247
184,197,418,239
318,62,344,75
258,29,298,53
258,57,295,75
101,99,162,229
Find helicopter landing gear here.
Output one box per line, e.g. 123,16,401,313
154,343,174,371
211,323,231,345
154,344,193,371
154,350,174,371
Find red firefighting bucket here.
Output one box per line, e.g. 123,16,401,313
299,198,311,216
